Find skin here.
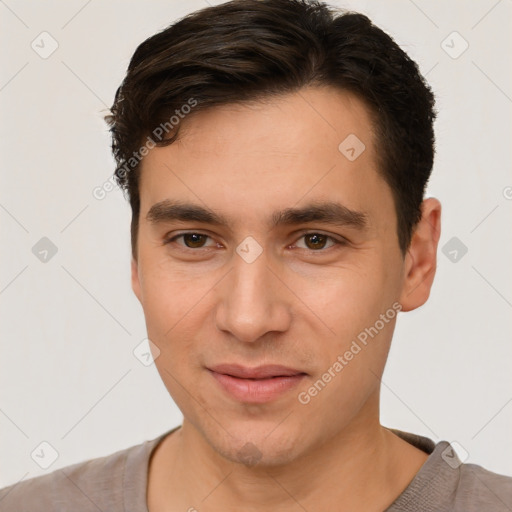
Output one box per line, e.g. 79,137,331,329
131,85,441,511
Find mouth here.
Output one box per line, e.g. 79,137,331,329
207,364,308,403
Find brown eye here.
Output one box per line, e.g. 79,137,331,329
293,232,345,252
303,233,329,250
163,231,218,250
181,233,209,248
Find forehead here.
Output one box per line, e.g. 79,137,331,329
163,86,377,158
137,86,389,228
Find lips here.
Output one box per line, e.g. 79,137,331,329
207,363,307,403
209,363,305,379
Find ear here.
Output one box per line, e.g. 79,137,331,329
399,198,441,312
131,257,142,303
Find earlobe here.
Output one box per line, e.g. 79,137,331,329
131,257,142,303
399,198,442,312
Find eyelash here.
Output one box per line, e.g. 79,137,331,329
162,231,347,253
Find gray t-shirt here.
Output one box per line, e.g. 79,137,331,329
1,427,511,511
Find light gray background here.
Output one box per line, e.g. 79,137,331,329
1,0,511,488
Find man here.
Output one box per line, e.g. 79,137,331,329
1,0,511,510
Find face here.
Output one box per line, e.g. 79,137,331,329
131,86,420,467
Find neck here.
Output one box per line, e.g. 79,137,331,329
148,394,429,511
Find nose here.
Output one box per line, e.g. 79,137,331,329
215,245,292,343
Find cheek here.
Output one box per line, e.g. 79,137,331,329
292,259,394,340
139,271,198,374
147,293,208,417
293,258,400,408
139,251,208,327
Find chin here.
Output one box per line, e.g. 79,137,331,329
202,419,310,468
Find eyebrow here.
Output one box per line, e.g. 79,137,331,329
146,199,368,230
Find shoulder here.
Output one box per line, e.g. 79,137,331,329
0,436,157,512
386,430,512,511
454,462,512,510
